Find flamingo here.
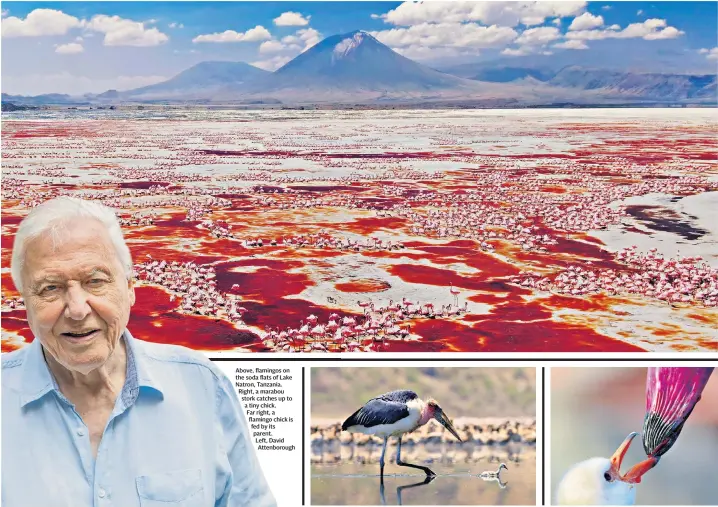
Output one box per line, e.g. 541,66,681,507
450,282,460,306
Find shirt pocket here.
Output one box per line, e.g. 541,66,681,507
136,468,205,507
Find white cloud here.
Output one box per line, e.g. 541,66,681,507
501,47,533,57
259,40,286,54
642,26,683,40
371,23,518,50
699,47,718,60
602,5,612,10
251,55,292,71
566,19,684,41
281,34,299,44
1,8,83,37
552,18,562,26
3,72,169,95
168,22,184,29
259,27,321,56
377,1,587,27
1,9,169,46
643,18,667,29
75,36,84,42
273,11,310,26
609,24,620,30
85,14,169,46
568,12,603,31
55,42,84,54
192,25,271,43
515,26,561,46
553,39,588,50
2,9,9,18
637,9,644,16
280,28,321,50
296,27,321,50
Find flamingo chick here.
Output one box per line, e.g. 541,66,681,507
341,389,461,482
479,463,508,479
556,432,658,505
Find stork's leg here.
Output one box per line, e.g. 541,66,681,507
379,436,388,482
396,436,436,477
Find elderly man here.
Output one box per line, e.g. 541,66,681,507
2,197,276,507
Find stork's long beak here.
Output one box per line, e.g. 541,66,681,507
435,410,462,442
610,432,660,484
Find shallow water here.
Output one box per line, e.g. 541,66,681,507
311,457,535,505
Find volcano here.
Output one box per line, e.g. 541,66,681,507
122,61,270,100
269,30,477,91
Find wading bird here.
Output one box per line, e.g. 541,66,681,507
556,432,658,505
341,390,461,481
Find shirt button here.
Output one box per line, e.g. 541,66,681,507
77,428,85,437
98,489,106,498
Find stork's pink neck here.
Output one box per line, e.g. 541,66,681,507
419,402,436,425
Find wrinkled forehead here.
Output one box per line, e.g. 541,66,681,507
22,218,121,275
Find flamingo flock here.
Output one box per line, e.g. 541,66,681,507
311,419,536,448
134,259,247,321
2,111,716,352
262,295,469,353
511,246,718,307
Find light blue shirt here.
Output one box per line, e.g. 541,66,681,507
1,330,276,507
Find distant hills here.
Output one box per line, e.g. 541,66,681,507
442,63,717,102
3,30,716,107
126,61,270,101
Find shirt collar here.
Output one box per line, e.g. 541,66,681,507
19,329,163,408
123,329,164,400
19,338,58,407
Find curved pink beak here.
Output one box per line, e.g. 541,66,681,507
610,432,660,484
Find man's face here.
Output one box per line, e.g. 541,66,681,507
21,219,135,375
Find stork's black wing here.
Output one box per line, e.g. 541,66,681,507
377,390,419,404
342,390,418,430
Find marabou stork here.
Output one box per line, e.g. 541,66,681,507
341,390,461,481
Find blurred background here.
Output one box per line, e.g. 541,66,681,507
311,367,536,420
311,367,536,505
552,367,718,505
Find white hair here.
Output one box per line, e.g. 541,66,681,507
11,196,133,293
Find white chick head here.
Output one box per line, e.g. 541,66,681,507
556,432,660,505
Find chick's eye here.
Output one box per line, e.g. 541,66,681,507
604,472,612,482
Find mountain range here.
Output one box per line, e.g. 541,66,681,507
3,30,716,107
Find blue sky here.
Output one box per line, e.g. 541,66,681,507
2,1,716,95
